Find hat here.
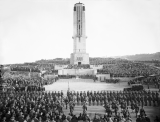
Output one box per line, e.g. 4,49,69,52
11,116,15,120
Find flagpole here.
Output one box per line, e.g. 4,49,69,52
29,68,31,79
68,80,70,92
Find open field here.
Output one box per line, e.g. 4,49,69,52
44,78,159,92
44,78,129,92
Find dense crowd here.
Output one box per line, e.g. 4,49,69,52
65,65,90,69
7,71,41,79
79,75,96,79
89,58,130,65
128,75,160,89
36,59,70,65
8,59,160,79
66,90,160,107
11,66,40,73
103,79,120,83
138,60,160,68
4,77,53,87
1,59,160,122
155,63,160,67
2,76,56,92
0,89,159,122
10,63,56,74
97,62,160,77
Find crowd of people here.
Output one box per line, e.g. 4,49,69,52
2,75,56,92
0,89,159,122
1,58,160,122
10,66,40,73
65,65,90,69
89,58,130,65
103,79,120,84
97,62,160,77
138,60,160,68
67,90,160,107
128,75,160,89
79,75,96,79
35,59,70,65
10,63,56,75
4,76,54,87
8,58,160,79
35,58,131,65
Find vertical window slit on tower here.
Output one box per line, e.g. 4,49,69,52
78,6,80,35
81,6,82,35
77,6,78,36
80,6,82,36
83,6,85,11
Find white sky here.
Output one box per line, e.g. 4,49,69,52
0,0,160,64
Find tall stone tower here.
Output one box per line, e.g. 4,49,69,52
70,2,89,65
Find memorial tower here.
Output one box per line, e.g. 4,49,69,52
70,2,89,65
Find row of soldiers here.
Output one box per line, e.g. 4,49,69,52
2,90,158,107
0,90,158,121
65,90,160,106
0,91,88,122
67,90,159,97
103,98,147,118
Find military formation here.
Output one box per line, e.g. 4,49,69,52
66,90,160,107
1,60,160,122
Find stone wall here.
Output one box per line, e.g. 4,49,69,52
58,69,96,75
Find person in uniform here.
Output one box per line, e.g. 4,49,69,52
64,97,69,109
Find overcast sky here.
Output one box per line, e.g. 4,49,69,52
0,0,160,64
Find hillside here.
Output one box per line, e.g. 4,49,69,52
113,52,160,61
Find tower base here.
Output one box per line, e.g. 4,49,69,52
70,53,89,65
